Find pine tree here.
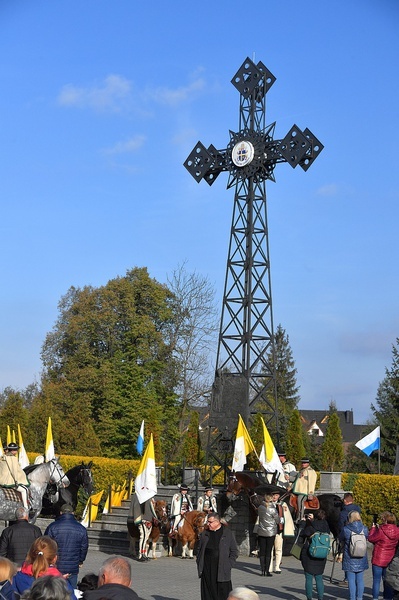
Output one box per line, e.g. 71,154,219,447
320,402,344,471
370,338,399,473
263,324,301,442
286,409,306,467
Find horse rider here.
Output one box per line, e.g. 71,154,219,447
276,451,297,490
170,484,193,534
197,487,217,514
292,457,317,522
129,493,157,562
0,442,30,509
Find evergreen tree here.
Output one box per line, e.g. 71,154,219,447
285,409,306,468
0,388,30,445
320,402,344,471
263,324,300,442
371,338,399,473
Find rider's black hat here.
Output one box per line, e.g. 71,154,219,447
179,484,189,491
204,487,213,492
7,442,19,451
277,451,286,457
301,457,310,463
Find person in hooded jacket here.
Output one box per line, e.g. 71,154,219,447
368,511,399,600
299,510,331,600
340,511,369,600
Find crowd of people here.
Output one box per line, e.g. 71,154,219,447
3,448,399,600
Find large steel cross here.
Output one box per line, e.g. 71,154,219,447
184,57,323,474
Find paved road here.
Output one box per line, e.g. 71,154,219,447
79,549,373,600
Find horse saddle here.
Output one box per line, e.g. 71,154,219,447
1,488,23,503
305,496,320,510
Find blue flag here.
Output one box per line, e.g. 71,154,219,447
355,425,380,456
136,420,144,455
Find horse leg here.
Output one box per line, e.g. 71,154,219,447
181,540,188,559
187,539,195,559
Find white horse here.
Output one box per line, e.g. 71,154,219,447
0,458,70,523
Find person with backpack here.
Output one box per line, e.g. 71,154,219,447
299,510,331,600
340,510,369,600
368,511,399,600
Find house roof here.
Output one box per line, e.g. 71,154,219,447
300,409,367,444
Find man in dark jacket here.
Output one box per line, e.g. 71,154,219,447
44,503,88,588
197,513,238,600
85,556,142,600
0,506,41,565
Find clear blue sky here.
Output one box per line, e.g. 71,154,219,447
1,0,398,425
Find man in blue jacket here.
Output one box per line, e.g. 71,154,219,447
45,503,88,588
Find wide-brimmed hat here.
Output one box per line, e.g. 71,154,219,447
7,442,19,451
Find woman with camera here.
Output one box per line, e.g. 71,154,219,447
368,511,399,600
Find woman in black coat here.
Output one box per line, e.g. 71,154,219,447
300,509,331,600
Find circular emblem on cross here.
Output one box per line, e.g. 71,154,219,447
231,140,254,167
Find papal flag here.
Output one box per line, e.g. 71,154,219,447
45,417,55,461
134,433,157,504
0,437,3,457
232,414,256,472
259,417,284,477
355,425,380,457
18,424,30,469
6,426,11,446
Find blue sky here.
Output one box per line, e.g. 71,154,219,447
1,0,398,425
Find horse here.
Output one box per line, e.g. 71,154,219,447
0,458,69,523
40,462,94,516
127,499,172,560
175,510,207,559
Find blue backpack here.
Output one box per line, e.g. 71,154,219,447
308,531,331,559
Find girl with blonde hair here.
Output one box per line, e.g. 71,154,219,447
12,537,74,598
0,557,17,600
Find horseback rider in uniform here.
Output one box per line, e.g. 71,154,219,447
0,443,30,509
197,487,217,514
129,493,157,561
170,484,193,534
292,457,317,522
276,452,297,490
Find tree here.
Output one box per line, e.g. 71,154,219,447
167,263,218,414
371,338,399,474
39,267,181,458
285,409,306,467
320,401,344,471
262,325,301,442
0,388,30,445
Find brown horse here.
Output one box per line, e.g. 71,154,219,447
127,500,170,559
176,510,207,559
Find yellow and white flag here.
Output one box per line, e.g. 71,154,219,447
45,417,55,461
81,490,104,527
6,426,11,446
18,424,30,469
134,433,157,504
259,417,284,477
0,438,3,457
232,414,256,472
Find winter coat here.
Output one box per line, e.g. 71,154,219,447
338,503,362,534
292,466,317,496
0,580,16,600
0,520,42,566
0,455,29,487
12,563,75,598
369,523,399,567
340,520,369,573
300,518,331,575
196,525,238,582
85,584,141,600
44,513,88,575
257,503,279,537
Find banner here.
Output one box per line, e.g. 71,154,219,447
355,425,380,456
136,420,144,455
232,414,256,472
259,417,284,477
45,417,55,461
135,433,157,504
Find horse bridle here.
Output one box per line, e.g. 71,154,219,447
79,465,94,493
48,458,68,489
